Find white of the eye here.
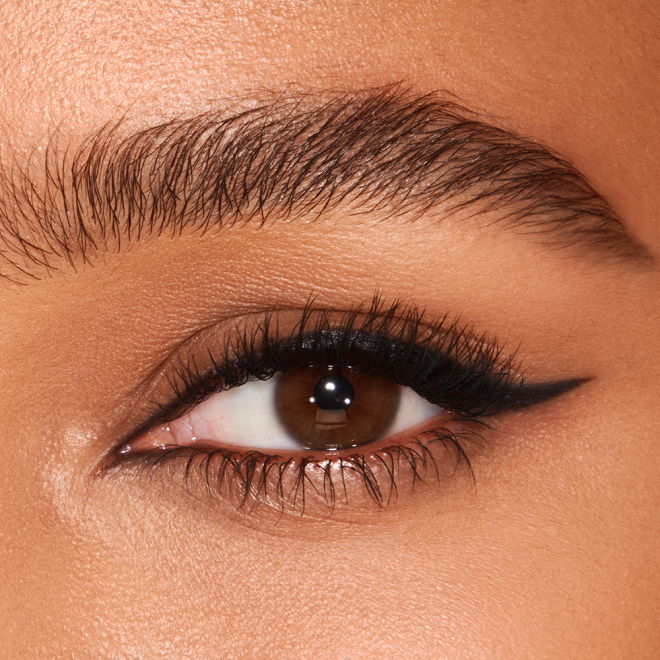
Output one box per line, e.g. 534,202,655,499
181,374,445,451
187,377,300,450
384,386,445,437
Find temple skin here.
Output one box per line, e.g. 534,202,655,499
0,1,659,658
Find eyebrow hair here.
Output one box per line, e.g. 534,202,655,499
0,86,650,283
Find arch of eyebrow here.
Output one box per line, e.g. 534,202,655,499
0,86,650,282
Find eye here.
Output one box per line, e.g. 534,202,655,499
108,298,585,515
122,367,449,454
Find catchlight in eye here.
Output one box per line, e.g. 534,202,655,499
275,367,401,450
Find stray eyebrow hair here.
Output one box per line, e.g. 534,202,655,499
0,86,650,282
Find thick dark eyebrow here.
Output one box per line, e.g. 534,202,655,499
0,87,650,282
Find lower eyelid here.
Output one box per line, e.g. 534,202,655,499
110,420,484,520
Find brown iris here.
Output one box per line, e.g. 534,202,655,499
275,367,401,450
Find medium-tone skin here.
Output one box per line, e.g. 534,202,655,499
1,0,659,658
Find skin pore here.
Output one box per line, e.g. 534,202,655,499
0,0,659,657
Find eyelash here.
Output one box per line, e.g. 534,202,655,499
105,297,583,515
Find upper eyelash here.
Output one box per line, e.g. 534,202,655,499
153,296,523,427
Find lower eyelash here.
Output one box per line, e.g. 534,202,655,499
106,423,485,515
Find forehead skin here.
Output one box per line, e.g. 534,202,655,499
1,1,659,659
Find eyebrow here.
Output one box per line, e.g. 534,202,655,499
0,86,650,283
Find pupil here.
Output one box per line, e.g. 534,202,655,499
313,374,354,410
275,367,401,451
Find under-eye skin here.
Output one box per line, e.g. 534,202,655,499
107,298,586,514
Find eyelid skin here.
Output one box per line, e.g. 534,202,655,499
101,296,588,520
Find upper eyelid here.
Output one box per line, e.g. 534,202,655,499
134,297,504,399
121,299,523,440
